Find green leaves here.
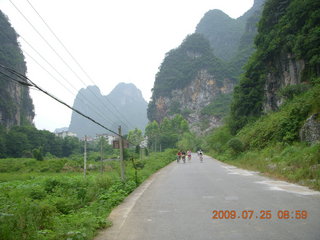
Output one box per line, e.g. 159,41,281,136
145,114,191,151
229,0,320,134
150,33,226,100
0,126,82,158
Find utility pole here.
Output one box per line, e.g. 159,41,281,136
84,135,87,177
118,126,126,181
100,136,103,173
140,147,142,161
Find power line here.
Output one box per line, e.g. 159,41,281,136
24,0,135,130
1,64,136,146
0,70,32,86
10,0,133,130
0,64,121,137
22,46,117,127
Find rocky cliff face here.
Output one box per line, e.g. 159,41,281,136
0,11,34,128
154,70,234,134
148,1,265,135
264,53,305,112
300,113,320,144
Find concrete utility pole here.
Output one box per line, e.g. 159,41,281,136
84,135,87,177
119,126,126,181
100,136,103,173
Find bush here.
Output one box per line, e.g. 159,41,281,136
33,148,44,161
206,126,232,153
227,138,244,154
0,150,175,240
277,84,311,100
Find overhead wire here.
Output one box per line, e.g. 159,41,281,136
0,69,32,86
9,11,120,131
10,0,134,130
9,0,120,130
0,64,122,138
22,46,117,127
25,0,135,129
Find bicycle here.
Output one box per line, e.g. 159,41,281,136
182,154,186,163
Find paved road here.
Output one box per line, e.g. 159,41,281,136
95,154,320,240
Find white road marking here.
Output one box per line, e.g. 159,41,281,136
256,180,320,196
222,165,258,176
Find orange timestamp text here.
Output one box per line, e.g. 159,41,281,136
211,210,308,220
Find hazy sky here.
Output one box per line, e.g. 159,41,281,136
0,0,254,132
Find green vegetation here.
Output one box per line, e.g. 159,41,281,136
203,0,320,191
151,33,228,99
147,33,231,122
195,9,245,61
221,143,320,190
206,80,320,190
127,128,143,146
200,93,233,118
0,149,176,240
0,10,34,127
147,3,266,125
0,125,84,158
229,0,320,134
145,114,200,151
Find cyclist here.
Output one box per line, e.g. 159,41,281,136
181,150,186,163
187,150,192,161
198,149,203,162
177,150,182,163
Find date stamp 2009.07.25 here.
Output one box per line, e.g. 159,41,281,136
211,210,308,220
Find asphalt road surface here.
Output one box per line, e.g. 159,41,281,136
95,154,320,240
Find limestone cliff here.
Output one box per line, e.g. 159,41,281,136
0,11,34,128
229,0,320,134
153,70,233,134
264,53,305,112
148,1,266,134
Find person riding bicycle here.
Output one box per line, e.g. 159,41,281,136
177,151,182,163
181,150,186,163
198,149,203,162
187,150,192,161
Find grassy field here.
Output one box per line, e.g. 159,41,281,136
0,149,176,240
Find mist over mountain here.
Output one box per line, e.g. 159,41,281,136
195,0,265,62
69,83,148,138
148,0,266,134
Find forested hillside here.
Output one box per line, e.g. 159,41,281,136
229,0,320,133
207,0,320,190
0,10,34,128
148,0,266,134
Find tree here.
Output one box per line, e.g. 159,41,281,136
145,114,192,151
145,121,160,151
127,128,144,146
6,129,30,157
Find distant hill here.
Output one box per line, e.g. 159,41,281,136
195,0,265,62
68,83,148,138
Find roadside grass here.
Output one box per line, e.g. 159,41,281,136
209,142,320,190
0,149,176,240
206,82,320,191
